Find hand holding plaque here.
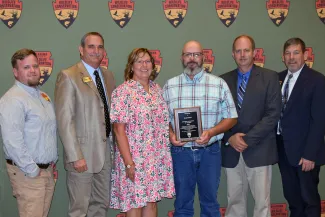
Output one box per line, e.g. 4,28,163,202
174,107,203,142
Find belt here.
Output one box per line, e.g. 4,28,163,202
6,159,50,169
183,140,220,151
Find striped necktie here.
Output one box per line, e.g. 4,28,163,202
94,70,111,137
279,73,293,133
237,75,247,110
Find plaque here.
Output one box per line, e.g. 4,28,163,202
174,107,203,141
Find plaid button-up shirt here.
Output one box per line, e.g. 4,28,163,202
163,70,237,147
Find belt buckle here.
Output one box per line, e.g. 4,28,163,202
190,146,199,151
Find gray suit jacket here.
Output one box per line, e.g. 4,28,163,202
55,61,116,173
220,65,281,168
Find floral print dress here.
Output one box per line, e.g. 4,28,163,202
110,79,175,212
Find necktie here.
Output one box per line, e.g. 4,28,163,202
237,75,247,110
94,70,110,137
279,73,293,133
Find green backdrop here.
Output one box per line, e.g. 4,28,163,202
0,0,324,216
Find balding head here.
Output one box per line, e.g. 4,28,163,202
182,40,203,54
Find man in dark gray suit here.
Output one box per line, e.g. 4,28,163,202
220,35,281,217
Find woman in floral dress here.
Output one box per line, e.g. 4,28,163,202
110,48,175,216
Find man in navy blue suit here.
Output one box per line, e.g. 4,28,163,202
277,37,325,217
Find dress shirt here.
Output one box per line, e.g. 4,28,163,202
163,70,238,147
281,65,303,100
82,60,108,102
237,68,252,91
0,81,57,177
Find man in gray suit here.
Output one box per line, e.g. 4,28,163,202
220,35,281,217
55,32,116,217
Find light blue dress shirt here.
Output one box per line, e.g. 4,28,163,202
0,81,58,177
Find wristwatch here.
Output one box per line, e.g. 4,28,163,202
126,162,134,169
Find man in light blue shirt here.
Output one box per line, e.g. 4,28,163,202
163,40,238,217
0,48,58,217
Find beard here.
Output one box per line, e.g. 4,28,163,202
183,61,203,76
27,76,40,87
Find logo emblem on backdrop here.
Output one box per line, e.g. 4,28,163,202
220,207,227,217
305,47,314,69
163,0,188,28
215,0,240,27
52,0,79,29
0,0,22,28
36,51,53,86
316,0,325,24
116,213,126,217
167,210,174,217
203,49,215,73
100,52,109,69
321,200,325,217
148,50,163,77
108,0,134,28
271,203,288,217
266,0,290,26
254,48,266,68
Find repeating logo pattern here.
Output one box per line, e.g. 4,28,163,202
220,207,226,217
316,0,325,24
216,0,240,27
0,0,22,28
321,200,325,217
305,47,314,69
100,52,109,69
36,51,53,86
254,48,266,68
163,0,188,28
271,203,288,217
109,0,134,28
148,50,163,76
52,0,79,29
53,164,58,183
266,0,290,26
202,49,215,73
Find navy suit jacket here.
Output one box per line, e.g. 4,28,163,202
220,65,282,168
278,65,325,166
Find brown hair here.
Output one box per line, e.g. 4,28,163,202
11,48,37,68
80,32,104,47
232,35,256,51
283,37,306,53
124,48,157,81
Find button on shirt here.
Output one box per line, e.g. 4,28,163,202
163,70,238,147
0,81,58,177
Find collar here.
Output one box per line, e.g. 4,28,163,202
237,66,253,79
287,64,304,80
81,60,100,74
15,80,40,98
182,69,204,83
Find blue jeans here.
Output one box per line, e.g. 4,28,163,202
171,142,221,217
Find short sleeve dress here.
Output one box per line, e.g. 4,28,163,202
110,79,175,212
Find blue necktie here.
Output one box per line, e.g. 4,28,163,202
237,75,247,110
279,74,293,133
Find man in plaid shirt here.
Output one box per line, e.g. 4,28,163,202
163,40,238,217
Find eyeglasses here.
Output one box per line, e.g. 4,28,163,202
182,52,203,59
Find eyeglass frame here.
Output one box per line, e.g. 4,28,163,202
182,52,204,59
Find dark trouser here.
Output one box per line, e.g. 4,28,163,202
171,142,221,217
277,135,321,217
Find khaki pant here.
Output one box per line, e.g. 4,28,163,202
224,154,272,217
6,163,55,217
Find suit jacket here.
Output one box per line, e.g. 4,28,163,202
55,61,116,173
278,65,325,166
220,65,281,168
